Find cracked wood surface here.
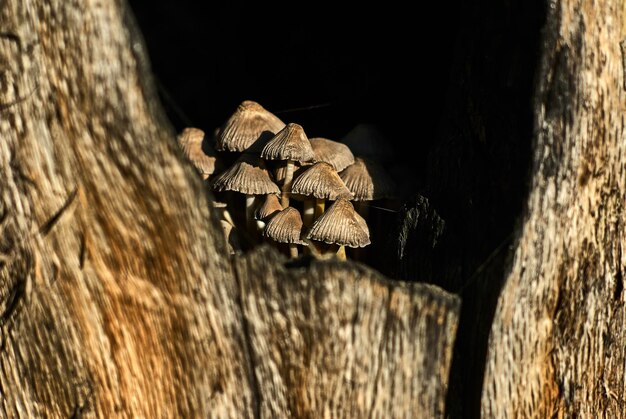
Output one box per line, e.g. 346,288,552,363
235,248,459,418
0,0,460,417
482,1,626,417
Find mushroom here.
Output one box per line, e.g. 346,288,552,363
254,193,283,232
220,219,242,256
309,137,355,172
176,127,218,180
209,201,241,255
305,198,370,260
211,154,280,235
290,162,352,227
212,200,235,227
263,207,306,258
261,123,315,207
339,156,396,219
216,100,285,153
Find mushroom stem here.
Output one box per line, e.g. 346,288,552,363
281,160,295,207
255,220,265,233
245,194,256,233
220,220,242,254
314,198,325,219
274,167,285,186
336,245,346,261
303,200,315,227
289,243,298,258
220,220,233,245
222,208,235,227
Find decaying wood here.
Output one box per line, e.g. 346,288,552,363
482,1,626,417
235,247,459,418
0,0,460,417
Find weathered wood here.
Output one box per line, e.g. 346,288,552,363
482,1,626,416
0,0,255,417
0,0,461,417
235,247,460,418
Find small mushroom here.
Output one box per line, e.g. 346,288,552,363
177,127,218,180
254,194,283,232
261,123,315,207
290,162,352,227
210,201,241,254
216,100,285,153
220,220,242,255
212,200,235,226
263,207,306,258
309,137,355,172
305,198,370,260
339,157,396,219
211,154,280,235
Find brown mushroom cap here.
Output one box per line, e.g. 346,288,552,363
177,127,218,179
310,137,355,172
339,157,396,201
291,162,353,200
306,198,370,248
255,194,283,221
341,123,394,165
263,207,306,244
211,154,280,195
216,100,285,152
261,123,315,163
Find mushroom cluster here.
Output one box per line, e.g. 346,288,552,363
176,100,396,261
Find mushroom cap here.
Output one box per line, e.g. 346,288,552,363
263,207,306,244
216,100,285,152
306,198,370,248
291,162,353,200
255,194,283,221
341,123,394,165
261,123,315,163
211,154,280,195
310,137,355,172
177,127,218,179
339,157,396,201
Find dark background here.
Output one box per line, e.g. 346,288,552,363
128,2,546,418
127,2,468,197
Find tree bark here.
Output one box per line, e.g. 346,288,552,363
482,1,626,417
236,248,459,418
0,0,459,417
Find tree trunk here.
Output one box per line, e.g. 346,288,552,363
482,1,626,417
0,0,459,417
235,248,459,418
